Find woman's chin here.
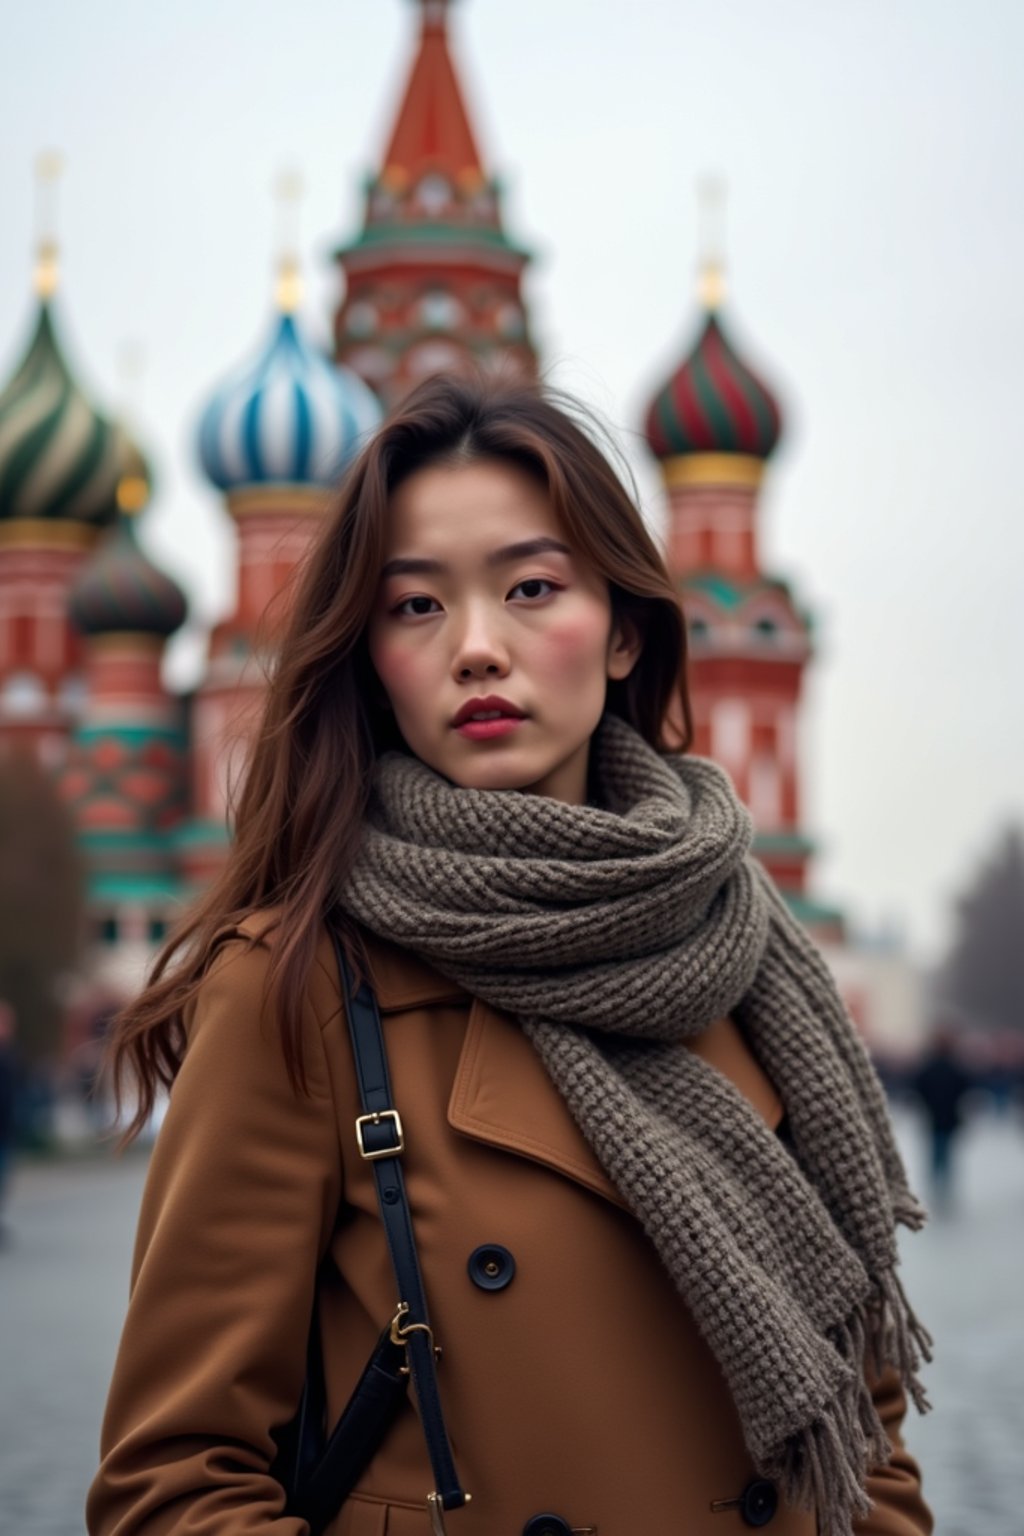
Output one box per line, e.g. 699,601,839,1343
439,753,541,795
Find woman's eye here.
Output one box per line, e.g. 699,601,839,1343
510,577,557,600
393,577,555,614
394,595,440,616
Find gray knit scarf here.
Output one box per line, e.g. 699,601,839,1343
336,709,933,1534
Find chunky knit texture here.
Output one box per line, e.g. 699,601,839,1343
336,709,933,1534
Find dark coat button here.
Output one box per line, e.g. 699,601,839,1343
522,1516,572,1536
740,1477,779,1527
468,1243,516,1291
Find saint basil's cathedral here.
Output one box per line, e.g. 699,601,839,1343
0,0,853,1032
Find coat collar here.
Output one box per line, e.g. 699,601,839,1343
357,928,470,1011
357,927,628,1207
357,927,784,1212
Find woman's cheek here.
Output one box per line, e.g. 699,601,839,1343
373,633,433,707
536,611,609,682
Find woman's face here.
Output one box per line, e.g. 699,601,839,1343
366,457,641,804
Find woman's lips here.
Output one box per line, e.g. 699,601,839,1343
454,716,527,741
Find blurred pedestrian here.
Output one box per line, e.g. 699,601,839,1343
911,1024,974,1212
75,996,120,1137
0,998,17,1245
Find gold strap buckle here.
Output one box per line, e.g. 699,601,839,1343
389,1301,442,1375
427,1490,472,1535
355,1108,404,1160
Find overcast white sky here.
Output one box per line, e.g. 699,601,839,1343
2,0,1021,964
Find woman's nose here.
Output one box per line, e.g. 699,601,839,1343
451,607,510,677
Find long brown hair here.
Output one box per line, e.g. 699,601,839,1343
105,373,693,1145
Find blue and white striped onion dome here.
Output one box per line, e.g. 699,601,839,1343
197,311,383,493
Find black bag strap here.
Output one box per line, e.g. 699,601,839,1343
332,929,471,1529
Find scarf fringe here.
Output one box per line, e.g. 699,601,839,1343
893,1185,929,1232
836,1303,891,1462
772,1412,874,1536
877,1266,935,1413
767,1275,932,1536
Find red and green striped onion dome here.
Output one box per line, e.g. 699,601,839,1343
643,308,783,469
0,298,126,528
69,445,187,638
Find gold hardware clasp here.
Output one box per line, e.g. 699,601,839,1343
355,1108,404,1160
389,1301,442,1374
427,1490,472,1535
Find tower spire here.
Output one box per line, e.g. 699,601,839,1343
696,173,727,311
33,148,63,299
272,167,304,314
332,0,536,403
382,0,482,190
114,341,151,515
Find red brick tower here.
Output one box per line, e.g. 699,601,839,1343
643,206,842,940
63,443,188,945
333,0,538,404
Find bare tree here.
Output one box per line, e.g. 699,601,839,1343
0,750,86,1065
938,824,1024,1034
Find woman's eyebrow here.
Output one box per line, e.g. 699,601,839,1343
380,536,573,580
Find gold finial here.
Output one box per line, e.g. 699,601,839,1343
116,471,149,514
33,148,64,299
696,174,727,311
273,167,304,314
114,341,150,516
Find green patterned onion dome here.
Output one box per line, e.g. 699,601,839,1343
644,310,783,462
69,505,187,638
0,300,125,526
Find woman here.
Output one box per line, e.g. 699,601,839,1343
87,375,934,1536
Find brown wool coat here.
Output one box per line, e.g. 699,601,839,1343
87,913,933,1536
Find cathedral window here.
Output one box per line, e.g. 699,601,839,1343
711,698,749,769
495,302,525,339
346,301,379,338
0,670,47,717
418,291,464,330
407,340,466,379
370,186,395,219
416,174,451,217
58,674,88,719
749,754,783,830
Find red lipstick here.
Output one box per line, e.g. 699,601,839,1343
451,693,528,740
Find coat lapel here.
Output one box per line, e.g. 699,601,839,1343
357,928,785,1212
356,930,628,1208
448,995,631,1211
